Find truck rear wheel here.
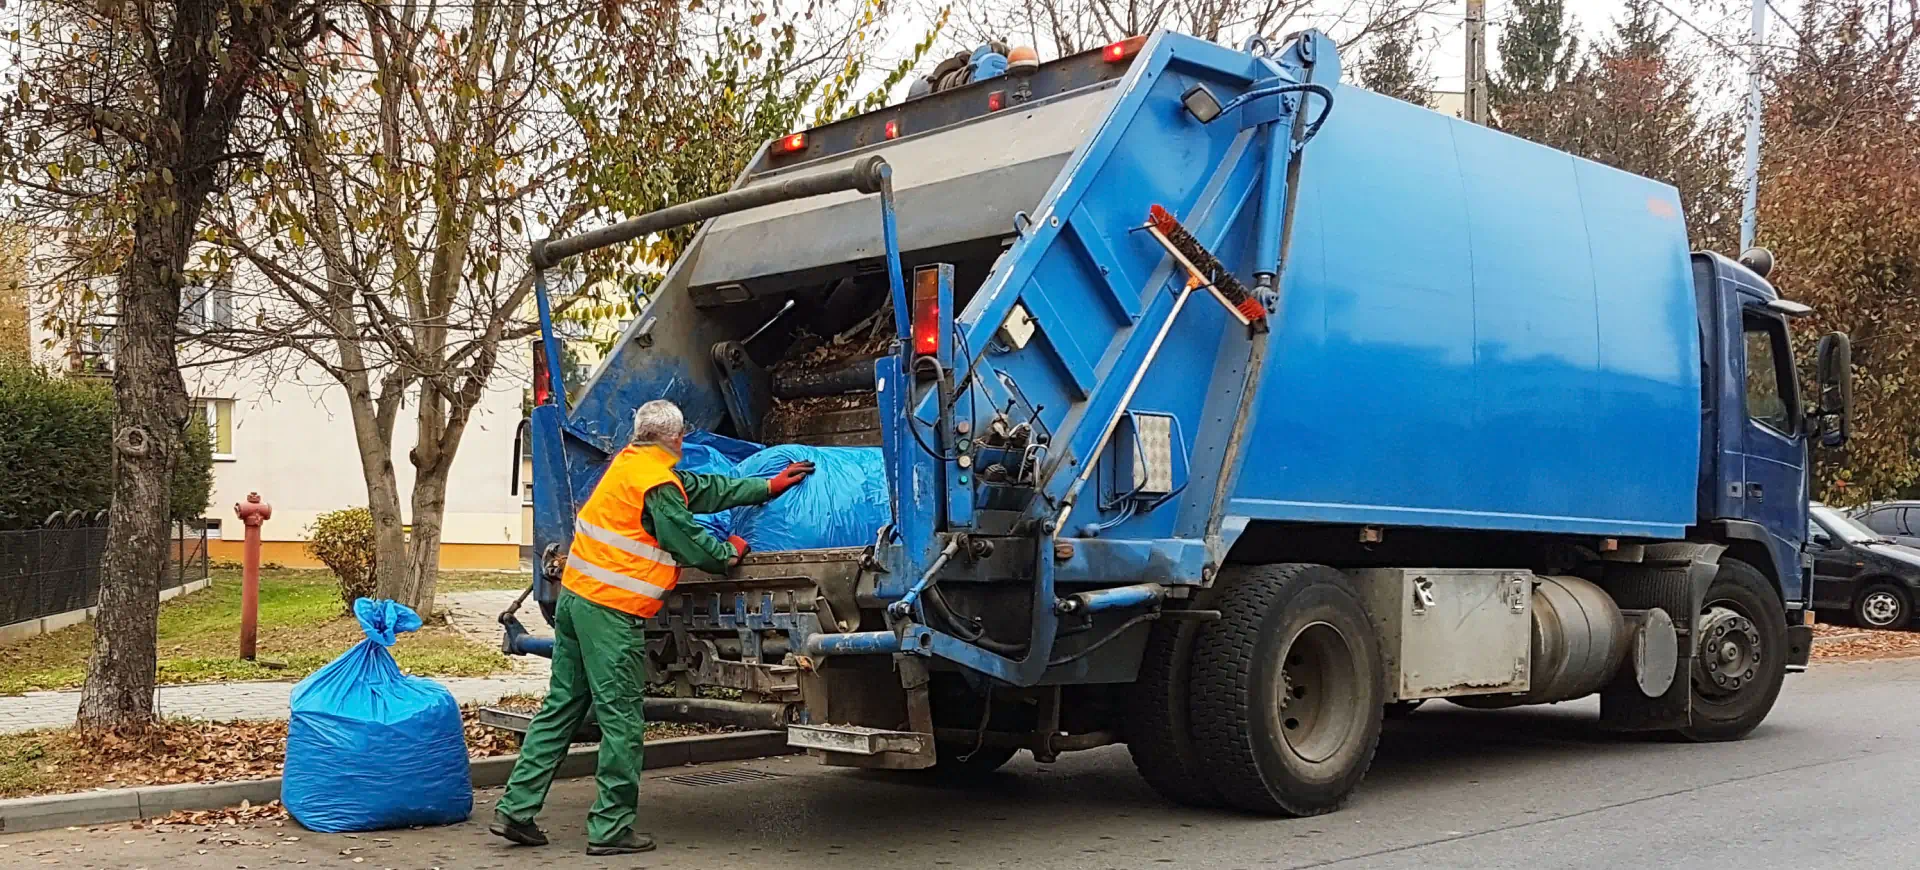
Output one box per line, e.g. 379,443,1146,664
1126,618,1221,807
1189,563,1384,816
1678,558,1788,742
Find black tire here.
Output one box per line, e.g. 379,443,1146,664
1126,618,1222,807
927,741,1019,782
1852,582,1912,630
1383,699,1426,719
1679,558,1789,742
1189,563,1385,816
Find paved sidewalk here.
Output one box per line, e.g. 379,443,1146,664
0,673,551,734
442,588,554,679
0,589,556,734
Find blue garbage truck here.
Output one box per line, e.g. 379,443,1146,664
503,28,1855,816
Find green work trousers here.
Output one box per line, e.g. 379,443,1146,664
495,587,648,845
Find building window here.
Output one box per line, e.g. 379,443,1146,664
181,285,233,330
192,398,236,460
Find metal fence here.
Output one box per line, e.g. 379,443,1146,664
0,513,210,627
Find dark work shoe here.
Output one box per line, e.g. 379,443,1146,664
585,832,657,855
489,813,550,847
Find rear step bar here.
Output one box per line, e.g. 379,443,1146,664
479,697,796,736
786,724,929,757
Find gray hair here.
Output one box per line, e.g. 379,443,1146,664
630,400,686,447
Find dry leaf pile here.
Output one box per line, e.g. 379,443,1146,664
4,705,541,799
1810,622,1920,661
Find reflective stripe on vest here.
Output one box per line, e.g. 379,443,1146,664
561,444,686,618
564,553,671,600
574,518,679,568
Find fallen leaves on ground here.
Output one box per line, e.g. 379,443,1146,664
0,719,288,799
1811,621,1920,661
2,702,724,799
152,799,291,829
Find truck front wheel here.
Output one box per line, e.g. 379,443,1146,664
1189,563,1384,816
1679,558,1788,742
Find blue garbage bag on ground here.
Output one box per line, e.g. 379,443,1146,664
282,599,472,833
680,429,765,538
729,445,888,552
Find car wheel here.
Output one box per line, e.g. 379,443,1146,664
1853,583,1912,630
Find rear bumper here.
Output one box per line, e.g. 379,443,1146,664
1786,624,1813,672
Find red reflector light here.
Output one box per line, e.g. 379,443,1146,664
1104,35,1146,63
987,91,1005,111
912,268,941,357
776,132,808,154
531,340,553,405
885,119,900,139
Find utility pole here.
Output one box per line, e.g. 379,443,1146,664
1464,0,1490,124
1739,0,1766,250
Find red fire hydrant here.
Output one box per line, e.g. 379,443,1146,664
234,492,273,661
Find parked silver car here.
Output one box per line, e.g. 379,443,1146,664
1852,501,1920,550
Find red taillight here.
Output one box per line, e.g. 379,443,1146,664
532,340,552,405
911,268,941,357
987,91,1005,112
1104,35,1146,63
776,132,808,154
885,119,900,139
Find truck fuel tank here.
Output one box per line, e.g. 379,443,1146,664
1355,569,1679,708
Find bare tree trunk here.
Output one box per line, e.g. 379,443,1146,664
341,375,409,603
405,472,449,615
78,207,190,731
360,441,410,604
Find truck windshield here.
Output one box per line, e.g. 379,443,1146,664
1812,506,1881,544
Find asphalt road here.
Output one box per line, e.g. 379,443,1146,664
9,657,1920,870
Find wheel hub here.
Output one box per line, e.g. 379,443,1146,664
1862,591,1902,627
1275,621,1360,765
1696,606,1761,695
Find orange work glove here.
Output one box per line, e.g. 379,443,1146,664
767,461,816,496
727,534,750,566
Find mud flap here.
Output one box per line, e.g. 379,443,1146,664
1598,543,1723,732
1786,624,1812,670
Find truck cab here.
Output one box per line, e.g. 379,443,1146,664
1698,251,1814,608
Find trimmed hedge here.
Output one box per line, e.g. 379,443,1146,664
0,363,213,528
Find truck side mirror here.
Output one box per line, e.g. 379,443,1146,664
1815,332,1853,448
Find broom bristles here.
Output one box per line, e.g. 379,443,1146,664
1147,205,1265,324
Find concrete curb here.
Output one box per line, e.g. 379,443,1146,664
0,578,212,648
0,730,793,836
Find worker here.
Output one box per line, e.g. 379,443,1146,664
491,399,813,855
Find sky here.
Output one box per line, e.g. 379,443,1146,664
861,0,1801,104
1422,0,1781,91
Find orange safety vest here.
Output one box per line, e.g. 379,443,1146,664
561,444,686,618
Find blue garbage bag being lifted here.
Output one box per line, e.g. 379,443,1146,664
282,599,472,833
730,445,888,552
680,429,765,539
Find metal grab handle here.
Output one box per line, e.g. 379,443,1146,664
532,154,891,268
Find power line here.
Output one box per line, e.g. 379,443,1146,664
1645,0,1752,63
